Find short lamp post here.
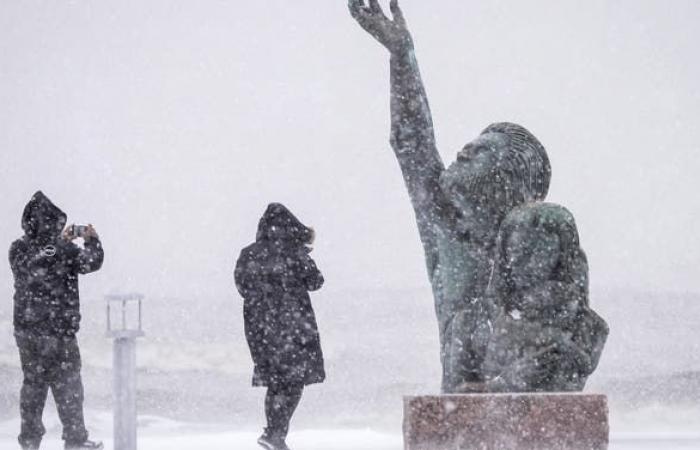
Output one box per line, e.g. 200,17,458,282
106,294,144,450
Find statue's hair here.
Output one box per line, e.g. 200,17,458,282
481,122,551,202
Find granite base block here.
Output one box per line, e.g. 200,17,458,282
403,393,608,450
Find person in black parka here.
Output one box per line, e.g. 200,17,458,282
9,191,104,450
235,203,325,450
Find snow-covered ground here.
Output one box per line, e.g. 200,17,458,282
0,412,406,449
1,428,699,450
1,410,700,450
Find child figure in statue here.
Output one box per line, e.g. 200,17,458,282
483,203,609,392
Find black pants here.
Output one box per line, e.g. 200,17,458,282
15,334,88,448
265,384,304,440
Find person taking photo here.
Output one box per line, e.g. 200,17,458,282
9,191,104,450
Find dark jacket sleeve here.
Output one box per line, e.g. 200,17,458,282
9,240,31,331
77,237,104,274
299,252,324,292
234,248,261,300
9,240,28,276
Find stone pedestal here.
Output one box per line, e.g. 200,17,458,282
404,393,608,450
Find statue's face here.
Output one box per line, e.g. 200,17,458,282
506,226,560,291
439,132,517,216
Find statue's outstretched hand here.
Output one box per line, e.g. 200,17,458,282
349,0,413,54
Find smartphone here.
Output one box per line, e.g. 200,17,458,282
71,224,89,238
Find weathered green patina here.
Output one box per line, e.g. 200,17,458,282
349,0,607,393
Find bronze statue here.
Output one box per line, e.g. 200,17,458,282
348,0,607,393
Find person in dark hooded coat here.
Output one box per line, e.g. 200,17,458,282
9,191,104,450
234,203,325,450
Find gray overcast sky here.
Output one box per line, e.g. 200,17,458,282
0,0,699,305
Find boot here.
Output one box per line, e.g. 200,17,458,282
64,440,104,450
20,438,40,450
257,431,290,450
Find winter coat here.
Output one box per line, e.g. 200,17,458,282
234,203,325,388
9,191,104,338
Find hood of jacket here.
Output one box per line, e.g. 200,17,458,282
256,203,313,246
21,191,67,242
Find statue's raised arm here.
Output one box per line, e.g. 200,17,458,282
349,0,448,276
348,1,608,395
